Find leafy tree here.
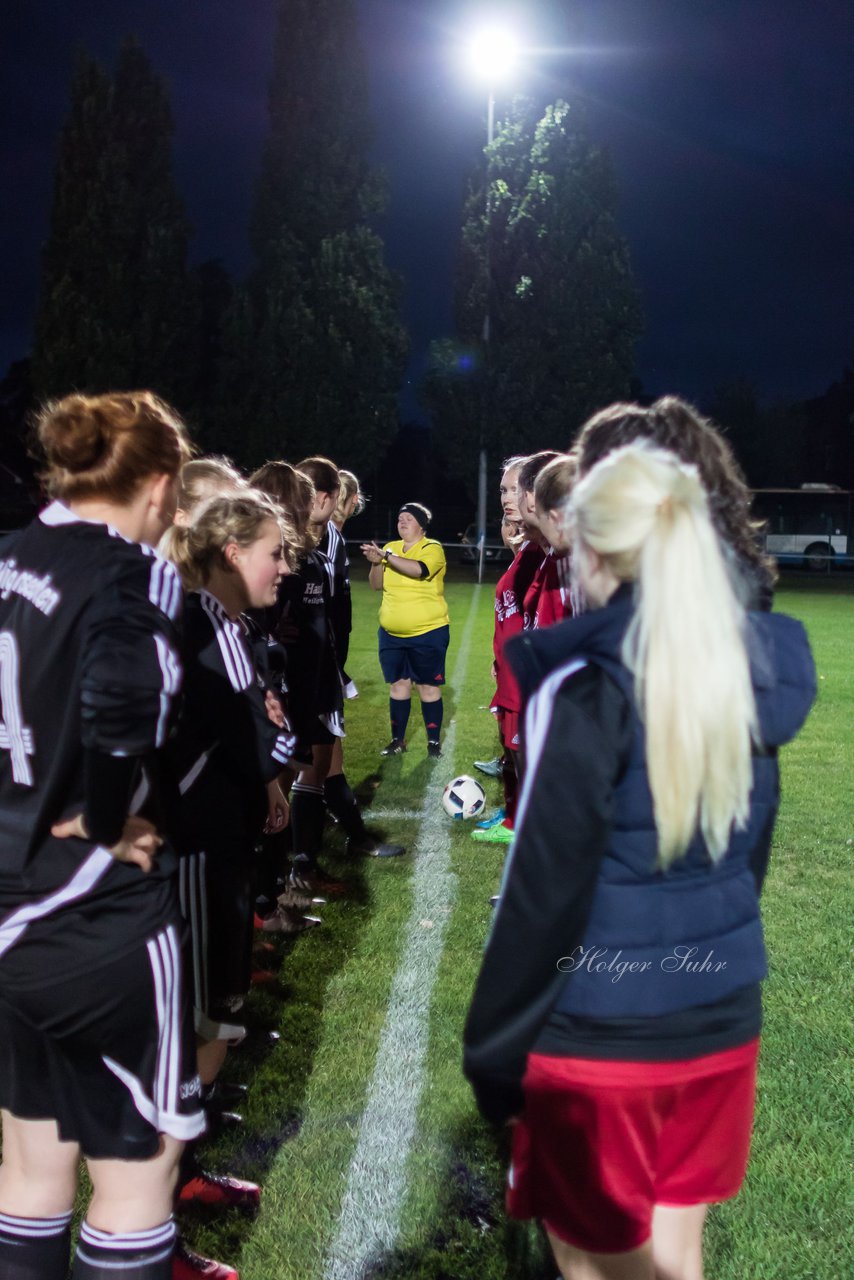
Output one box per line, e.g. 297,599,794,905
218,0,409,473
32,41,194,406
424,98,643,490
218,0,407,470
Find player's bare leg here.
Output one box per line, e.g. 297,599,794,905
547,1230,655,1280
0,1112,78,1217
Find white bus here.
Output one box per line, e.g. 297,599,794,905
751,485,853,568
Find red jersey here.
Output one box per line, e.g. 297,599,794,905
522,548,573,632
493,541,543,712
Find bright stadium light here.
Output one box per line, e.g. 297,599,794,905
466,24,520,82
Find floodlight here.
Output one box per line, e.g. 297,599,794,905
466,25,519,82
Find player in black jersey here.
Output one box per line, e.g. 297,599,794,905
164,491,297,1279
251,461,347,895
166,492,295,1108
317,467,405,860
0,391,199,1280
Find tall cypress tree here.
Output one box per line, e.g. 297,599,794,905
425,98,643,486
32,40,194,405
218,0,407,468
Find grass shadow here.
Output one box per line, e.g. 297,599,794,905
359,1117,555,1280
181,838,377,1263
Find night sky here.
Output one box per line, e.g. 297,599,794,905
2,0,853,421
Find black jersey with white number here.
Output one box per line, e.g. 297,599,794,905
164,589,295,859
0,502,184,984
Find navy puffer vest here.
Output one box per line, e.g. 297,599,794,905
508,587,816,1022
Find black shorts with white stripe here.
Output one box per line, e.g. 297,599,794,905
0,918,204,1159
178,849,254,1042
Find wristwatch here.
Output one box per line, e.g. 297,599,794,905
382,548,393,562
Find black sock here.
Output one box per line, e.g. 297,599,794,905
71,1219,176,1280
390,697,411,741
290,785,326,863
255,829,289,904
0,1209,72,1280
422,698,443,743
324,772,367,839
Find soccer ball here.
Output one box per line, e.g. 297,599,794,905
442,775,486,820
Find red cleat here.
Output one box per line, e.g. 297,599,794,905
173,1237,239,1279
178,1169,261,1214
250,968,278,985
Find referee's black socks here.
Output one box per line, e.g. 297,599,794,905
0,1209,71,1280
422,697,443,743
71,1218,176,1279
389,696,411,742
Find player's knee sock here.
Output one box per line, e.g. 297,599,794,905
390,696,410,741
422,698,443,743
290,784,326,863
324,772,366,839
71,1218,176,1280
502,750,518,826
0,1209,72,1280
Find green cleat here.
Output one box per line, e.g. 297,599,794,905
470,823,514,844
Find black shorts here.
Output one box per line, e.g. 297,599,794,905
0,920,204,1160
179,851,254,1043
289,705,341,763
378,625,449,686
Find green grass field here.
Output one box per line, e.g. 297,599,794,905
18,572,850,1277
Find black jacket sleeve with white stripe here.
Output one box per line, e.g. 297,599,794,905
463,664,631,1125
173,591,294,799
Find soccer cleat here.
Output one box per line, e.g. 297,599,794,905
178,1169,261,1214
470,823,514,844
208,1081,248,1106
289,855,348,896
426,740,442,759
380,738,406,756
173,1237,240,1279
259,905,322,934
474,756,503,777
250,969,278,986
204,1108,243,1132
276,886,326,911
347,834,407,858
475,807,506,830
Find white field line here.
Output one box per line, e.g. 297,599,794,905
366,806,422,822
323,588,482,1280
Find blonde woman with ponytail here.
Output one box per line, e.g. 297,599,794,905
465,436,816,1280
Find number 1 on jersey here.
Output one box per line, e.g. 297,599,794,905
0,631,35,786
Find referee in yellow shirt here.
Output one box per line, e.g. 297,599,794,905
361,503,449,758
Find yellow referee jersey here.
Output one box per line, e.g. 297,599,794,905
378,537,449,637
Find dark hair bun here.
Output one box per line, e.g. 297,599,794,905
40,396,110,473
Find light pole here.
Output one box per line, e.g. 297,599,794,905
466,26,519,582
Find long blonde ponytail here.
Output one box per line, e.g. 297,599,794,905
569,442,757,867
